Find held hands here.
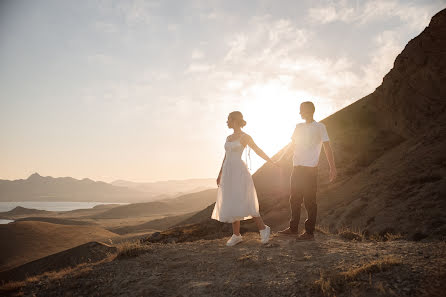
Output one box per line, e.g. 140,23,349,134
329,167,337,182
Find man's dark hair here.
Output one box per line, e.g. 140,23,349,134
301,101,315,114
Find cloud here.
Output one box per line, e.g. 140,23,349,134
207,12,218,19
279,55,361,107
186,63,213,73
120,0,157,25
86,54,117,65
191,49,204,59
360,0,435,30
86,4,426,126
94,21,119,33
224,33,247,62
190,9,419,119
223,17,309,67
220,17,353,95
225,80,244,90
167,23,179,32
308,0,438,30
308,1,356,24
361,30,405,92
96,0,159,27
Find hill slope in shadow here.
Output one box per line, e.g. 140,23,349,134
0,221,117,272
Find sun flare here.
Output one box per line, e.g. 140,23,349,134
236,80,335,172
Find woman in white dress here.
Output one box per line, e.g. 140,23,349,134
211,111,279,246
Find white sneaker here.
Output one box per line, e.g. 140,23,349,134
226,234,243,246
260,225,271,244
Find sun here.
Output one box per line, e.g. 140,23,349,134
236,79,335,172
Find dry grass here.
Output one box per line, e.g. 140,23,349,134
0,266,91,293
315,257,402,296
0,280,27,293
342,257,402,279
116,240,153,259
338,230,363,241
336,226,364,241
328,226,403,242
369,232,404,242
315,225,330,235
0,255,114,294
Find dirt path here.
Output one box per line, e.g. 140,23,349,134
6,233,446,297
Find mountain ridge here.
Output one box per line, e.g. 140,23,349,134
0,173,215,203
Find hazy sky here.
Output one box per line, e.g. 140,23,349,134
1,0,444,182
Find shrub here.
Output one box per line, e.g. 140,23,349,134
315,257,402,296
116,240,153,259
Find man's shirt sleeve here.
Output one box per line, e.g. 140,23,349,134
320,123,330,142
291,126,298,141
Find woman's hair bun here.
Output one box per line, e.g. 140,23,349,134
229,111,247,127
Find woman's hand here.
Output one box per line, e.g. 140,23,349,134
216,174,221,187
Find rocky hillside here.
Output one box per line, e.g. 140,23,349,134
170,9,446,240
299,8,446,239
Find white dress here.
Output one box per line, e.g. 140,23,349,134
211,136,260,223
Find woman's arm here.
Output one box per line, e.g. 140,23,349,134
216,154,226,186
242,134,276,165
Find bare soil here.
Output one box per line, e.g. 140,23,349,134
3,232,445,297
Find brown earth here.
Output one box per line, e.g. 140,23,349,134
2,233,445,297
13,217,97,226
0,241,116,282
0,206,53,217
109,211,197,235
0,204,120,221
0,221,118,272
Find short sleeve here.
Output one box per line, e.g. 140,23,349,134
320,123,329,142
291,126,298,141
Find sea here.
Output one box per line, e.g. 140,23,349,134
0,201,128,224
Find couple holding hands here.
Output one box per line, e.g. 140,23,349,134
211,101,337,246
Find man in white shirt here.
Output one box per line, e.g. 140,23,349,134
278,101,337,240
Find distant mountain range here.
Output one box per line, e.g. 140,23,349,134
110,178,215,197
0,173,215,203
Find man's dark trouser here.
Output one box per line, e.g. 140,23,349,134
289,166,318,235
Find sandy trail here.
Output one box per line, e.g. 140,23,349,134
8,232,446,297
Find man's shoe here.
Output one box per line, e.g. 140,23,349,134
260,225,271,244
296,232,315,241
277,227,299,236
226,234,243,246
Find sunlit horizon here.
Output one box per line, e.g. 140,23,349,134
1,0,444,183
